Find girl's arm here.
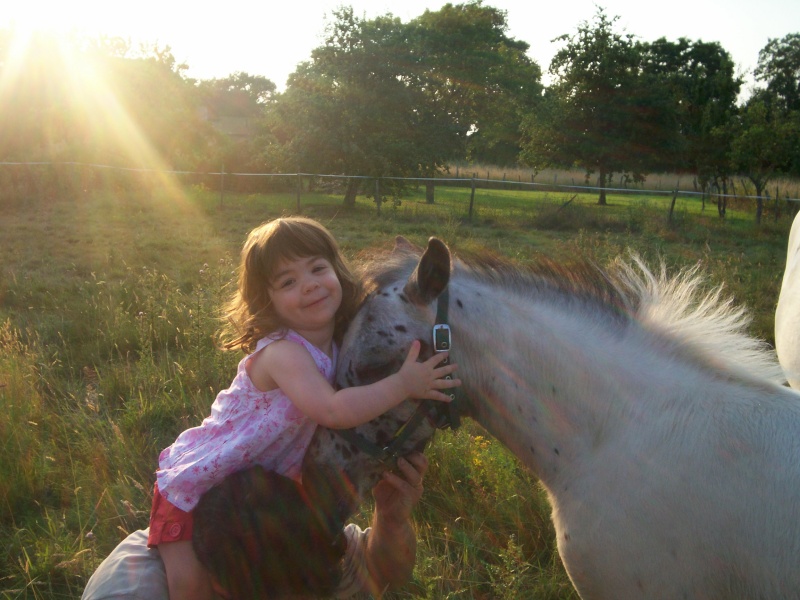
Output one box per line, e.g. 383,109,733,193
248,340,460,429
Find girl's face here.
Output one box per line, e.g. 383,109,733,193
268,255,343,339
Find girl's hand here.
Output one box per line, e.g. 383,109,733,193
397,340,461,402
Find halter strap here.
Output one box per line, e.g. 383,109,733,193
431,288,461,430
436,285,450,323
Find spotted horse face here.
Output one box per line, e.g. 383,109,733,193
302,236,452,523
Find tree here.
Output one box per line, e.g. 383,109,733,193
197,72,276,117
262,8,456,206
754,33,800,177
408,2,542,167
755,33,800,114
521,8,680,205
262,3,542,206
639,38,741,200
728,93,799,222
195,72,277,185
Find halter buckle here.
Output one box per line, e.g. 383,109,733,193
433,324,451,352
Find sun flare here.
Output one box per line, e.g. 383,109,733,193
1,19,189,203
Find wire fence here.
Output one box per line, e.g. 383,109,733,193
2,160,798,225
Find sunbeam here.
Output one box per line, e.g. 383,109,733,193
0,26,195,210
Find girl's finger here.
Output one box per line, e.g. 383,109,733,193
435,377,461,389
429,351,449,366
434,363,458,376
404,340,421,363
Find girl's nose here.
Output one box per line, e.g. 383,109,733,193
302,277,319,293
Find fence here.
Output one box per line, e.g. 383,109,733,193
2,160,798,225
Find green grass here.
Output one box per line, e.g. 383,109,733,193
0,179,795,598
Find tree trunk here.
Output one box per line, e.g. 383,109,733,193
597,168,607,206
755,181,764,225
425,181,435,204
717,178,727,218
343,177,359,208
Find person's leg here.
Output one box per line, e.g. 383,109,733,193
148,484,213,600
159,540,214,600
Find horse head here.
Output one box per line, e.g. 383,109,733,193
302,237,453,521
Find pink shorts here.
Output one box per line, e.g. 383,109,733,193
147,483,194,547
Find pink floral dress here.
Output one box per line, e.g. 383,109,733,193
155,330,336,512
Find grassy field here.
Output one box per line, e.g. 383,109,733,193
0,180,795,599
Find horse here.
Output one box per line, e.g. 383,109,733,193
302,236,800,599
776,209,800,388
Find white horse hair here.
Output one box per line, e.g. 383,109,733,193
776,210,800,388
304,237,800,599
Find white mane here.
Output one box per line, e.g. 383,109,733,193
617,256,785,385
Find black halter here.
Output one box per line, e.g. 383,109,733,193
335,289,461,465
430,287,461,430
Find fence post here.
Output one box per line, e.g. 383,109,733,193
219,164,225,207
375,178,381,216
774,185,781,222
668,189,678,223
296,173,302,212
469,177,476,221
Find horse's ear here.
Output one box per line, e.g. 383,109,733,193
393,235,419,254
404,237,451,305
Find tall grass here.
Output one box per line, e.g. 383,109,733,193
0,181,794,598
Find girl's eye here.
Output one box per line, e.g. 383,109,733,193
277,278,295,289
313,264,328,273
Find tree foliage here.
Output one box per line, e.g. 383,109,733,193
755,33,800,113
639,38,741,190
729,94,800,202
261,8,455,205
408,2,543,165
197,72,276,117
521,8,681,204
262,2,542,205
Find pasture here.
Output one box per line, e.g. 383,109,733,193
0,181,795,598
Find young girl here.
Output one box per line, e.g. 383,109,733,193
148,217,460,600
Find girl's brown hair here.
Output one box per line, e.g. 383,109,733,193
221,217,361,352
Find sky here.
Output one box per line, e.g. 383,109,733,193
3,0,799,94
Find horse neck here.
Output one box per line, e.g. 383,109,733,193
445,275,692,486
